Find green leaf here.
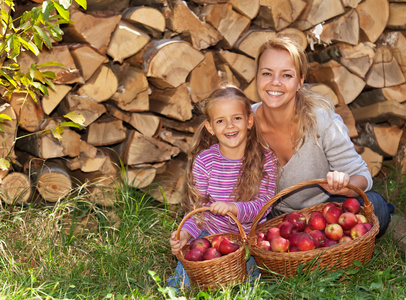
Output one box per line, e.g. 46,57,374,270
45,21,64,40
37,61,64,68
44,78,56,91
0,114,12,121
63,112,86,127
7,34,21,58
51,127,63,141
75,0,87,10
18,37,40,55
32,82,49,95
0,158,10,171
53,1,70,21
60,121,84,129
41,71,57,79
42,0,54,20
33,25,52,49
0,70,18,88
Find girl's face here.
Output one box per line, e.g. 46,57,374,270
256,48,304,112
204,97,253,160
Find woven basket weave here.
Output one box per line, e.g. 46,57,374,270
247,179,379,278
175,207,247,290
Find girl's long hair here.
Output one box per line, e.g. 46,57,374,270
256,35,334,150
181,83,271,215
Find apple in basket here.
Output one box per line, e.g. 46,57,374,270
308,214,327,231
356,214,368,224
350,223,369,239
325,223,343,241
258,240,272,251
279,221,298,239
211,235,226,251
184,248,204,261
322,203,339,217
325,206,343,224
219,238,240,255
320,238,338,248
288,232,304,248
297,233,316,251
287,212,307,231
270,236,290,252
308,230,325,248
266,227,280,242
202,247,222,260
338,212,358,230
363,223,372,231
339,236,353,243
190,237,211,253
256,232,266,245
342,198,361,214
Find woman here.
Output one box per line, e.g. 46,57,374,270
252,35,394,237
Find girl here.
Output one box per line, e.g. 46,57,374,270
253,35,394,237
168,83,278,289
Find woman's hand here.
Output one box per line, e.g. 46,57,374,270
209,201,238,216
169,230,191,255
320,171,350,195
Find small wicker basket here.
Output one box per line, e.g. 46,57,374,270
175,207,247,290
247,179,379,278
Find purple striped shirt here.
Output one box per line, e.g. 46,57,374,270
182,144,278,239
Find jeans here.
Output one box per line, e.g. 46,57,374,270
327,190,395,238
167,231,260,290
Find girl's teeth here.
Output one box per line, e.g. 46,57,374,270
268,91,283,96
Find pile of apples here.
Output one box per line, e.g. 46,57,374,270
184,235,240,261
256,198,372,253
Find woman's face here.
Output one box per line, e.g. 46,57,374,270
256,48,304,112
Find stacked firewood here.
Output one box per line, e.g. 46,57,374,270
1,0,405,206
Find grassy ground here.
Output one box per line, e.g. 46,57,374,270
0,163,405,299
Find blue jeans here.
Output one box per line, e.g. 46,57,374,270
167,231,260,290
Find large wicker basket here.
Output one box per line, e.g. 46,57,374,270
247,179,379,278
175,207,247,290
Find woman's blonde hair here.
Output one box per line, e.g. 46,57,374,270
182,83,271,215
256,35,334,149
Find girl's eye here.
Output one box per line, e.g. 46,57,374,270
216,120,223,124
235,116,242,120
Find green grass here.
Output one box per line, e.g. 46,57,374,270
0,162,405,299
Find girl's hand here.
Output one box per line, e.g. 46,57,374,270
319,171,350,195
169,230,191,255
209,201,238,216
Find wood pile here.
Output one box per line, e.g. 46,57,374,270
2,0,406,206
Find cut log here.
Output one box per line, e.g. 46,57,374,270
189,51,222,103
356,0,389,43
201,3,251,48
365,46,406,88
86,0,130,11
307,60,366,105
85,116,127,146
30,160,72,202
159,128,193,154
334,104,358,138
371,124,403,156
244,79,260,103
217,63,241,87
62,9,122,54
15,119,81,158
122,6,166,33
253,0,307,31
386,3,406,30
78,65,119,103
350,85,406,109
278,28,308,50
0,103,17,159
218,49,256,83
360,146,383,177
126,167,157,188
229,0,260,19
307,83,339,106
342,0,362,8
9,92,44,132
160,114,204,134
319,9,359,46
113,130,180,165
130,39,204,89
337,42,375,78
292,0,345,31
106,20,150,63
69,44,109,81
58,93,107,127
350,100,406,123
66,143,106,173
166,1,222,50
111,63,149,112
149,83,193,121
146,155,186,204
17,45,84,85
0,172,32,205
41,84,72,115
234,29,276,58
378,31,406,77
382,84,406,104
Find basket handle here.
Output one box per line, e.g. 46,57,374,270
175,207,247,243
248,178,373,239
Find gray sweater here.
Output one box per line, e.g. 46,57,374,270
252,102,373,213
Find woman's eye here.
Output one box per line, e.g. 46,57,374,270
284,74,293,78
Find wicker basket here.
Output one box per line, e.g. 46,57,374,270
175,207,247,290
247,179,379,278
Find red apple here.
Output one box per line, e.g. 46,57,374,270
219,238,240,255
190,237,211,253
211,235,226,251
320,238,338,248
270,236,290,252
258,240,272,251
322,203,339,217
325,206,343,224
342,198,361,214
356,214,368,224
338,212,358,230
266,227,280,242
289,232,304,247
202,247,222,260
339,236,353,243
304,225,312,233
363,223,372,231
297,233,316,251
287,212,307,231
308,214,327,231
309,211,323,218
289,246,299,252
325,223,344,241
279,222,298,239
308,230,325,248
350,223,369,240
255,232,266,246
283,213,292,222
184,248,204,261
